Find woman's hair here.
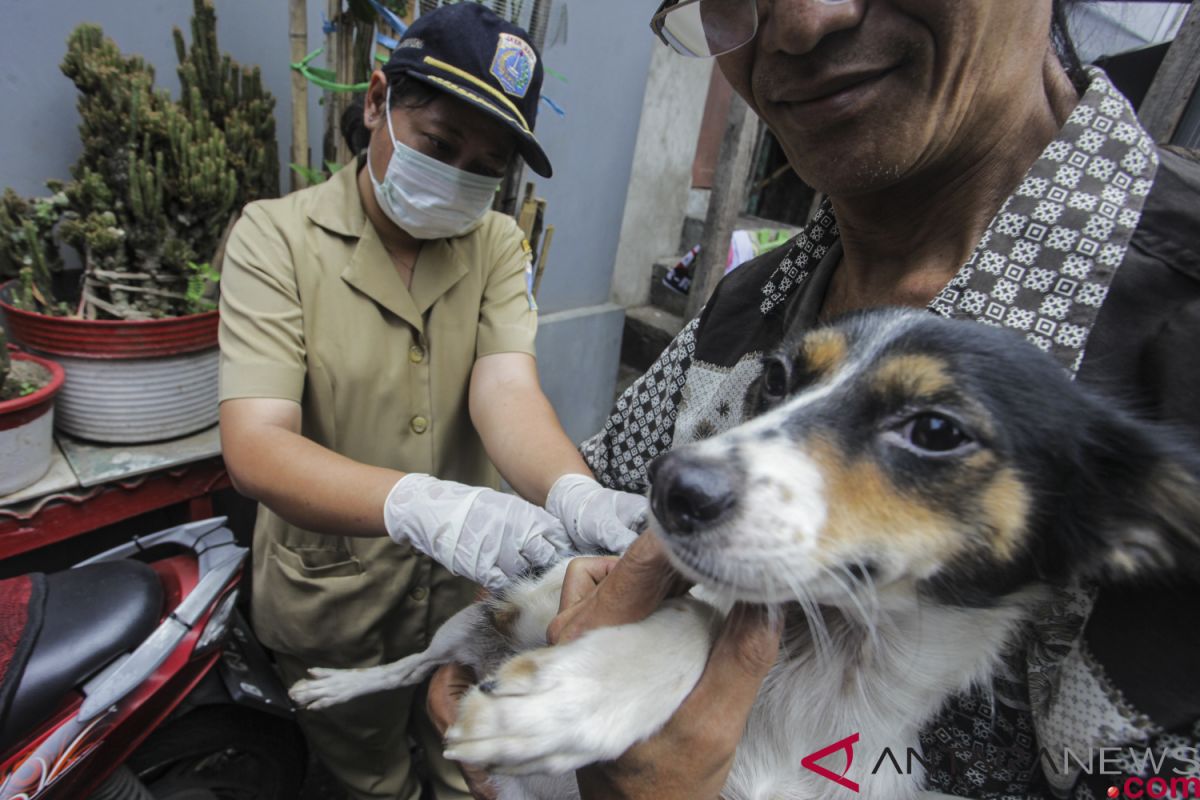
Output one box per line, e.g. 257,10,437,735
340,73,442,156
1051,0,1089,95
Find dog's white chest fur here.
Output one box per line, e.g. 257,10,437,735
291,560,1038,800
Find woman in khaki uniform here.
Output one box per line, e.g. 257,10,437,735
218,6,645,799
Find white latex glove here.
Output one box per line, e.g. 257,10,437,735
544,473,648,555
384,473,571,591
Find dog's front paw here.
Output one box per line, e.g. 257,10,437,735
288,666,376,710
288,651,435,710
444,647,621,775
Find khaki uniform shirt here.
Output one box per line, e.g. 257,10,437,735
219,163,537,665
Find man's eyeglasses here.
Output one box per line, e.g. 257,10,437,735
649,0,759,58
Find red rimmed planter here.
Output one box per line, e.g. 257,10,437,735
0,350,65,495
0,282,219,444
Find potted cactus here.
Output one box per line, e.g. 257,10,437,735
0,0,278,443
0,325,65,495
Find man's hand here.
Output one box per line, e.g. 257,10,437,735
548,534,782,800
427,662,498,800
547,534,688,644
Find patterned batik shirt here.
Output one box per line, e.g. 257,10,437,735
582,69,1200,799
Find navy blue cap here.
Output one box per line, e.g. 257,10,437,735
383,3,552,178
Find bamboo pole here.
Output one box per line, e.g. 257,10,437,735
289,0,309,191
334,5,354,166
324,0,342,167
1139,0,1200,143
685,94,758,322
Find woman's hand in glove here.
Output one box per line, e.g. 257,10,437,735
544,473,649,555
384,473,570,591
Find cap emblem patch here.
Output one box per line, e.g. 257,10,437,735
491,32,535,98
397,37,424,50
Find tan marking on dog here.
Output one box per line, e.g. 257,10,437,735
502,655,540,683
962,450,996,470
979,468,1032,561
808,437,965,572
870,354,954,399
490,602,521,642
801,329,849,379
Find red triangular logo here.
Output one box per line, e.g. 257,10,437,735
801,733,861,793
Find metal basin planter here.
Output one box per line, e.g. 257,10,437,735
0,350,65,494
1,283,218,444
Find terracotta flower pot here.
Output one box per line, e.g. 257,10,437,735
0,282,219,444
0,350,65,495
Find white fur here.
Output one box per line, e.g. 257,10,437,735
445,596,719,777
288,603,487,710
290,560,1040,800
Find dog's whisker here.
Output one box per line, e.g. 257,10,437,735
824,562,881,646
781,572,834,664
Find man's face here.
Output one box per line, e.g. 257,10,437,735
716,0,1056,196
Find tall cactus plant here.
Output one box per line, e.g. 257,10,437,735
0,0,279,320
0,326,9,397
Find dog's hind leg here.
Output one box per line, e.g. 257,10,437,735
289,602,487,710
444,596,719,776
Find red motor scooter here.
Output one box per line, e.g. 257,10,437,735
0,518,306,800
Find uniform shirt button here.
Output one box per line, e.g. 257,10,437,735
410,586,429,602
409,345,426,363
410,415,429,434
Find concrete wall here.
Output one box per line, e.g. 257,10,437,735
528,0,656,316
1069,2,1188,63
609,46,713,309
535,304,625,444
523,0,657,442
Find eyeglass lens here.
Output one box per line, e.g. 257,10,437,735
659,0,757,58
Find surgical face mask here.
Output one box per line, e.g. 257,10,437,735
368,88,504,240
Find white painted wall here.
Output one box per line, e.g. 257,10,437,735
1069,1,1188,63
609,47,713,309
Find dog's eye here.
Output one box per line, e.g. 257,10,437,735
904,413,972,453
762,357,790,399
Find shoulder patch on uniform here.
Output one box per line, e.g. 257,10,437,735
491,32,536,98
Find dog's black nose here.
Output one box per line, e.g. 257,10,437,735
649,452,739,534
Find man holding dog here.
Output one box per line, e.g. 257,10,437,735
539,1,1200,798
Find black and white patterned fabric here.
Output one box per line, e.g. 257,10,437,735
579,318,700,494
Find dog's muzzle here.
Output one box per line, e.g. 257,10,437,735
649,451,742,534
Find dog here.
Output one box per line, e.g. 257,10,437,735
290,308,1200,800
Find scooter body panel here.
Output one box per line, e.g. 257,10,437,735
0,520,276,800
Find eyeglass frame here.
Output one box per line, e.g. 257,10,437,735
648,0,760,58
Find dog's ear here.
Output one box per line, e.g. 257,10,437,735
1073,413,1200,583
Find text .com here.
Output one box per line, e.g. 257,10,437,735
1110,777,1200,798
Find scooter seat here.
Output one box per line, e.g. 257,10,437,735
0,560,163,753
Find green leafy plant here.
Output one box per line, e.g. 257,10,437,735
0,0,279,320
0,326,9,391
289,163,326,186
185,260,220,313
